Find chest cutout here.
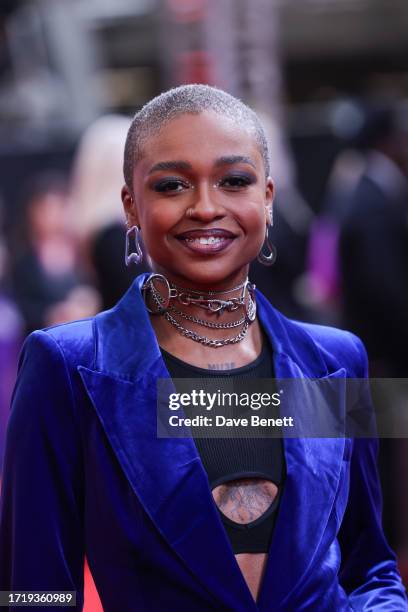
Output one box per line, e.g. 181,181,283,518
212,478,279,524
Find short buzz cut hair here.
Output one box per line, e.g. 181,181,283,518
123,84,270,189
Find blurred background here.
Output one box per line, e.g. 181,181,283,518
0,0,407,606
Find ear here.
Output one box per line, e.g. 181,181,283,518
121,185,140,228
265,177,274,226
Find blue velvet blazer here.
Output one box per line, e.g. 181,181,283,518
0,274,407,611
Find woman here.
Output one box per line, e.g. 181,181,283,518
0,85,406,611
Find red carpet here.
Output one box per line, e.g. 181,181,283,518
84,559,103,612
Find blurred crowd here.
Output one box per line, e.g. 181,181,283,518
308,105,408,377
0,115,150,467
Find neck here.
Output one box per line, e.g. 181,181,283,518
150,264,250,294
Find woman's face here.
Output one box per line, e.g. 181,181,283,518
122,111,273,289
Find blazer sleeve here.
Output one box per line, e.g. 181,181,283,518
0,330,85,611
338,336,408,610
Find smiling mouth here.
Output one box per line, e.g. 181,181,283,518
175,229,237,254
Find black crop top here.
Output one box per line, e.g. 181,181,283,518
161,340,285,555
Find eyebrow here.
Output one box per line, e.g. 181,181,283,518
215,155,257,169
147,160,192,175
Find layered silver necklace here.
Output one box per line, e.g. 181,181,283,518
142,273,256,347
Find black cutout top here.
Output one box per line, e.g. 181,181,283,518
161,338,285,554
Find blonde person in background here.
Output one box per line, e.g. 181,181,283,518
69,115,149,310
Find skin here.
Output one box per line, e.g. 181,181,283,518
213,478,279,601
122,110,277,601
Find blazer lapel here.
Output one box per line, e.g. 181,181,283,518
255,292,348,610
78,275,257,611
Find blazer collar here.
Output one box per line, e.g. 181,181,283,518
79,274,347,610
90,273,330,381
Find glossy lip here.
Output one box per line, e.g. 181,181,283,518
174,228,237,255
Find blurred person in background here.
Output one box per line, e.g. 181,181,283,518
68,115,149,311
9,172,100,334
0,196,22,476
249,113,314,321
339,105,408,378
304,148,365,325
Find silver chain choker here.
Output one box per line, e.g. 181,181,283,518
141,273,257,347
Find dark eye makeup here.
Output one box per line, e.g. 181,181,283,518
218,173,257,189
152,177,190,193
151,171,257,194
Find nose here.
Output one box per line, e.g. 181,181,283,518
186,183,225,223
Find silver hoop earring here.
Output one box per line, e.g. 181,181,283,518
125,225,143,266
257,226,277,266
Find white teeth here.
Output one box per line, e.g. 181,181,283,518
191,236,223,245
183,236,228,245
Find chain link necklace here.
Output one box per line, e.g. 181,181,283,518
167,305,246,329
142,273,256,347
164,310,250,347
